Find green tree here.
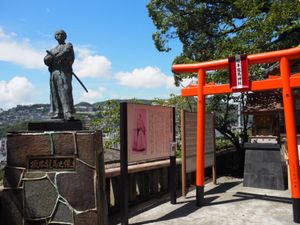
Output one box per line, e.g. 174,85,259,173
90,100,121,149
148,0,300,83
148,1,300,57
0,122,28,138
147,0,300,172
148,0,300,84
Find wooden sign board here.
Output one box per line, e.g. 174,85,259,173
127,103,174,163
181,111,216,196
120,103,176,223
182,111,216,172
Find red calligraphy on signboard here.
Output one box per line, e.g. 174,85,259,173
229,55,249,91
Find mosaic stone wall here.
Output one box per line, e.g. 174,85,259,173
1,131,107,225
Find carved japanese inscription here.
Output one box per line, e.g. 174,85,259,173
28,156,76,171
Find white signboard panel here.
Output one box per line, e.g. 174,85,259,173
127,103,174,163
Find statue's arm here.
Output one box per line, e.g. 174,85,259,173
44,51,54,67
55,43,74,61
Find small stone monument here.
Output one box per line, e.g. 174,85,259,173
243,143,287,190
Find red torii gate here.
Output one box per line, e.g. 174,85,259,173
172,47,300,223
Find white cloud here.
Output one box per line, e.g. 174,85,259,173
0,76,34,109
74,47,112,78
75,47,91,58
166,76,177,89
115,66,176,89
79,87,106,103
180,78,198,87
0,28,112,77
0,27,45,69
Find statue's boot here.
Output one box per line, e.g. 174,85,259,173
64,112,75,120
51,113,64,119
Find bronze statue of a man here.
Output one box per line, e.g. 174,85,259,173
44,29,75,120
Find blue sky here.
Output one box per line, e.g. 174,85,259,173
0,0,184,109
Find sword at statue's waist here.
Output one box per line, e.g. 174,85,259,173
46,50,88,93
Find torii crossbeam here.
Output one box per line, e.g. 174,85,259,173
172,47,300,223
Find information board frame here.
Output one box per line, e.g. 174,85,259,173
181,110,216,197
120,102,176,225
126,103,174,163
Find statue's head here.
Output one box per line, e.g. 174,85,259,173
55,29,67,43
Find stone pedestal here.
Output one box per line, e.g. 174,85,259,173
28,120,83,131
243,143,287,190
1,131,108,225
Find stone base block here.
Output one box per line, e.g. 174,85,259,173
28,120,83,131
243,143,287,190
1,131,108,225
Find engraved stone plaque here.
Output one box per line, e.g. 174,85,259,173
28,156,76,171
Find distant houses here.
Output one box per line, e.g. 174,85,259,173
0,102,100,133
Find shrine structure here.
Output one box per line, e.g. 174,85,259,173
172,47,300,223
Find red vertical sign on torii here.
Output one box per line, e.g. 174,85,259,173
229,55,249,91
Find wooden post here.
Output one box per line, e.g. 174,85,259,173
169,155,177,204
181,110,187,197
120,102,128,225
212,112,217,185
105,178,111,209
170,107,177,204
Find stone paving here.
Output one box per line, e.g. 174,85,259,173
118,177,297,225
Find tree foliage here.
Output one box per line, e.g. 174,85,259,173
148,1,300,57
148,1,300,170
0,122,28,138
148,0,300,82
90,100,120,149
